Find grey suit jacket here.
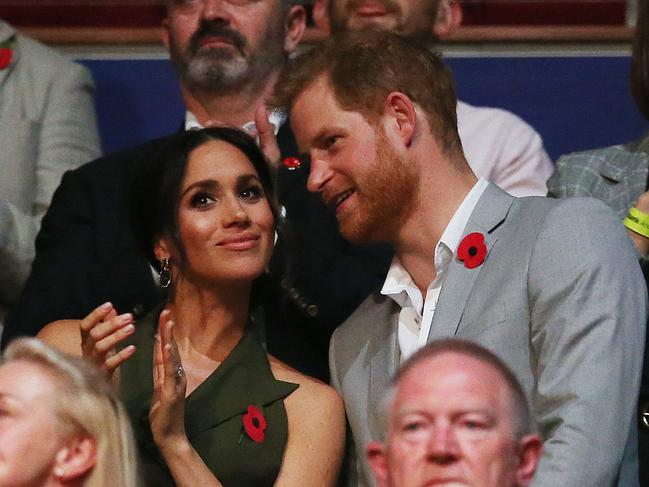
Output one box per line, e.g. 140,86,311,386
330,183,646,487
0,21,100,325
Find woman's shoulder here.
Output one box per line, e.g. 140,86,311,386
37,319,82,356
267,356,345,486
268,356,343,410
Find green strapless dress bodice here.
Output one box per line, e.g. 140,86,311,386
120,308,298,487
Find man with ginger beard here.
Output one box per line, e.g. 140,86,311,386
312,0,553,198
366,340,543,487
3,0,390,382
271,30,646,486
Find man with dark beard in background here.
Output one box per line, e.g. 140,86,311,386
4,0,389,382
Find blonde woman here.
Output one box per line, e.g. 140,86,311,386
0,337,137,487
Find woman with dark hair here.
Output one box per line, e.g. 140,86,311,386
38,127,345,486
548,1,649,482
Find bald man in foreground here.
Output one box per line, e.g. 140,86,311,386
367,340,543,487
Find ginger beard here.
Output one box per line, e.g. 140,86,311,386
339,129,419,243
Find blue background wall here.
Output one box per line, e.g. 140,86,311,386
81,55,649,162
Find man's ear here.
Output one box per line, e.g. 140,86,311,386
383,92,417,148
366,441,390,487
433,0,463,38
284,5,307,53
312,0,331,32
514,435,543,486
53,435,97,482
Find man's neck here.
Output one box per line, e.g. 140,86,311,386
394,170,477,294
181,70,280,128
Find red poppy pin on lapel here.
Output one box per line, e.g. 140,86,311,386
242,405,267,443
457,232,487,269
282,157,301,171
0,48,12,70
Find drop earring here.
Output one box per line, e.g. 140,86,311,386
159,258,172,288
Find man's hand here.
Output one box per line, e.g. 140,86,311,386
628,190,649,256
255,105,281,169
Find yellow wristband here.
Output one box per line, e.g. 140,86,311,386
623,207,649,238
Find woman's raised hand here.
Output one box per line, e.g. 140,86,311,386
150,310,189,454
79,302,136,375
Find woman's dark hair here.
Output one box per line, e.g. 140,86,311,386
130,127,280,273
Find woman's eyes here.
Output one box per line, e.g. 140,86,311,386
240,185,264,201
190,192,215,208
189,186,263,208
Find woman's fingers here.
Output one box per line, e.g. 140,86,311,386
80,301,115,336
89,313,133,343
159,319,186,399
149,312,189,450
80,302,136,374
153,331,164,386
93,321,135,354
159,311,173,345
103,344,136,371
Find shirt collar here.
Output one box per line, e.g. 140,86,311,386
184,109,286,136
380,257,416,309
381,178,489,304
439,177,489,255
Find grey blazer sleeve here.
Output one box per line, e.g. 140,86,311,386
528,198,646,486
0,56,100,303
329,333,361,487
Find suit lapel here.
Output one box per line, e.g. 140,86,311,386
121,309,297,469
428,184,513,341
367,296,401,439
599,152,649,212
184,330,298,439
0,24,17,88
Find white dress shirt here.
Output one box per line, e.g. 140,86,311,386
381,178,489,361
185,110,285,136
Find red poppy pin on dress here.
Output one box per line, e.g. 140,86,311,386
242,405,267,443
0,48,12,70
282,157,301,171
457,232,487,269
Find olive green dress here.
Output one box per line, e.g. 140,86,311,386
120,309,299,486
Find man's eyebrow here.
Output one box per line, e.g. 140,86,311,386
393,407,496,419
312,128,337,146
